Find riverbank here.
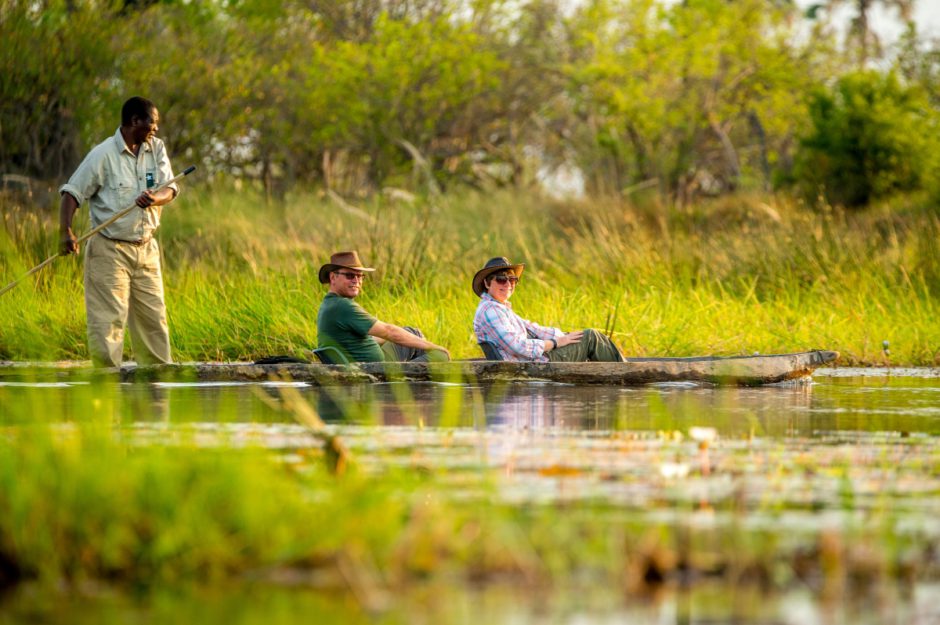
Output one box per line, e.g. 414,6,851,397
1,189,937,364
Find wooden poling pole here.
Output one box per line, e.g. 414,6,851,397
0,166,195,297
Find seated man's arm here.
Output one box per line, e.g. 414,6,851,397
368,321,451,359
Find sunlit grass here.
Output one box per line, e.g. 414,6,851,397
1,187,937,364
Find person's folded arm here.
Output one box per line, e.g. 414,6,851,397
368,321,450,358
522,318,564,341
484,307,545,360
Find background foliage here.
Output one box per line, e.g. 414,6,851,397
2,0,939,204
795,70,940,206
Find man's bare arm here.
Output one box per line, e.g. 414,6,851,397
368,321,450,359
59,192,80,254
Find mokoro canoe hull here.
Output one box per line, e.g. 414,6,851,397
0,350,839,386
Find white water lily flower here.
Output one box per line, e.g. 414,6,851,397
660,462,691,479
689,427,718,443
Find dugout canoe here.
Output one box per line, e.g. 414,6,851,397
0,350,839,386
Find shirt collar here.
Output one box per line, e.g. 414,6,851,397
482,292,512,308
113,127,153,156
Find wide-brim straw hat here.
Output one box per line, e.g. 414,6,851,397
472,256,525,297
318,250,376,284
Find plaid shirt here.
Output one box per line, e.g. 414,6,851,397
473,293,563,362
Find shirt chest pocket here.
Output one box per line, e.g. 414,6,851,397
109,179,137,206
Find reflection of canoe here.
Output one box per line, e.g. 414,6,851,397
2,350,838,386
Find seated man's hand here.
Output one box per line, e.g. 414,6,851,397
558,331,583,347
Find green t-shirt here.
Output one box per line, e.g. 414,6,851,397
317,293,385,362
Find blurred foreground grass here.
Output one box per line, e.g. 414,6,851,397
2,379,937,600
1,187,938,364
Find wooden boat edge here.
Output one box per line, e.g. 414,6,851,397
0,350,839,386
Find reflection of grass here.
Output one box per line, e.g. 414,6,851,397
1,190,938,364
1,381,938,604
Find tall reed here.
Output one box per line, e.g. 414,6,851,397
1,188,937,364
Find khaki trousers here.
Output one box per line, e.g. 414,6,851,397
84,235,171,367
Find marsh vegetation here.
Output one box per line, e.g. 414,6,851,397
2,188,938,365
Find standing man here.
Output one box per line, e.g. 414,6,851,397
317,251,450,362
59,96,179,367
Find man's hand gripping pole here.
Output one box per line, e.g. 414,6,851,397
0,166,196,297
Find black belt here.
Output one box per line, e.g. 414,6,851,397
100,233,152,246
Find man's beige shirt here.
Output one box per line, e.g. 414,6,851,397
60,128,178,242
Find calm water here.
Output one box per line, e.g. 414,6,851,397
4,581,940,625
2,368,940,625
2,368,939,435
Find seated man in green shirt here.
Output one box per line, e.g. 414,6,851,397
316,251,450,363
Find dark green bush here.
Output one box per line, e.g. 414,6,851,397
794,71,940,208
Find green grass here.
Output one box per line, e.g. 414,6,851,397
1,187,938,364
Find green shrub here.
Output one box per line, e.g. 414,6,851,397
794,71,940,208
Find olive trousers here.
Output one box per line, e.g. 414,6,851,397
546,328,623,362
84,235,172,367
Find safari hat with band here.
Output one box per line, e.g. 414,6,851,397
472,256,525,297
318,250,375,284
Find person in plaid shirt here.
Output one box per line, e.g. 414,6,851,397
472,257,623,362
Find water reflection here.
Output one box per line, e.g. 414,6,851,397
2,374,940,437
3,574,937,625
312,381,817,434
130,383,170,423
308,376,940,437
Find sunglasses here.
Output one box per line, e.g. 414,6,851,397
491,275,519,285
334,271,365,281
